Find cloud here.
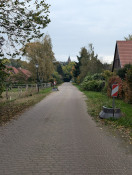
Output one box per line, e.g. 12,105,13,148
46,0,132,62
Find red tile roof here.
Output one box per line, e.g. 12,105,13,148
18,68,32,78
7,66,19,74
6,66,31,78
117,41,132,67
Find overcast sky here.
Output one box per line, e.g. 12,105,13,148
45,0,132,63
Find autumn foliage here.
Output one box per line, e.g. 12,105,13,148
107,65,132,103
123,67,132,103
107,76,123,99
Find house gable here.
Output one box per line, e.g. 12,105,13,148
112,43,121,71
112,41,132,72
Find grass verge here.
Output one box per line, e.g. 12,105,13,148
0,88,52,125
75,84,132,144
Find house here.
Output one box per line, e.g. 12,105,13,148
6,66,31,80
18,67,32,79
112,41,132,72
7,66,19,74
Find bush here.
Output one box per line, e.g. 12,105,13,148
81,80,105,91
82,75,92,82
81,73,105,92
123,67,132,103
91,73,105,80
103,70,116,81
83,73,104,82
52,71,63,85
117,64,132,79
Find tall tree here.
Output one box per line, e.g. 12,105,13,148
24,35,55,82
73,44,103,83
0,0,50,58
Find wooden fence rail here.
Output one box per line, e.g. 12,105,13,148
1,83,51,102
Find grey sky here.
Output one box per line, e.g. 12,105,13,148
45,0,132,63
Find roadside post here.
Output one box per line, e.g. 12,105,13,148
99,83,121,119
111,84,119,117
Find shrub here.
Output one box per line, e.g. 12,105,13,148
81,73,105,92
117,64,132,79
82,75,92,82
107,76,123,99
81,80,105,92
123,67,132,103
103,70,116,81
91,73,105,80
102,70,116,93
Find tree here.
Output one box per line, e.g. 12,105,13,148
72,47,88,82
72,62,80,82
78,44,103,82
24,35,55,82
124,34,132,41
0,59,9,97
52,71,63,84
56,63,64,76
73,44,105,83
5,58,29,69
0,0,50,58
62,62,75,82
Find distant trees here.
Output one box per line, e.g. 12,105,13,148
62,62,75,82
5,58,29,69
0,0,50,58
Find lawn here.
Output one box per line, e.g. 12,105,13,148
75,84,132,142
0,87,52,125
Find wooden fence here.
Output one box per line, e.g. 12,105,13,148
0,83,51,102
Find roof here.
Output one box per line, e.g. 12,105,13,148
7,66,19,74
117,41,132,67
6,66,31,78
18,67,32,78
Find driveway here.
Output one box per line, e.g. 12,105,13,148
0,83,131,175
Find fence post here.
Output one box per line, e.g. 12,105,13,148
26,84,28,91
6,87,9,100
36,84,38,91
18,86,20,97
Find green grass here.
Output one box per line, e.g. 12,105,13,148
75,84,132,128
0,87,52,125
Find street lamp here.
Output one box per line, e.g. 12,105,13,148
35,63,39,93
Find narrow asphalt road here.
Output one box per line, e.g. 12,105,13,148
0,83,131,175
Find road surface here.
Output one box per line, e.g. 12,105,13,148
0,83,131,175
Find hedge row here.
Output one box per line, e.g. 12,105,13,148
80,66,132,103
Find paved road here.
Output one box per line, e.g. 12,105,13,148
0,83,131,175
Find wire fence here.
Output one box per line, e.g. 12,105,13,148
0,83,51,103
